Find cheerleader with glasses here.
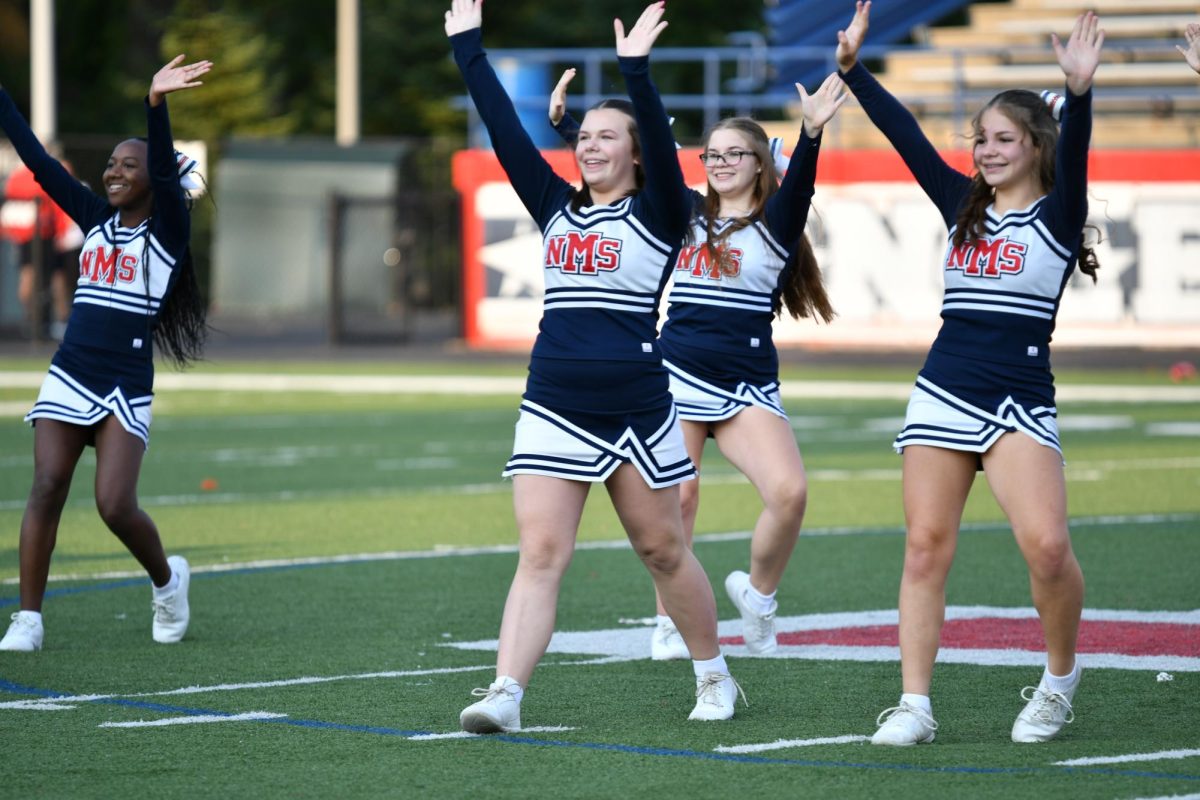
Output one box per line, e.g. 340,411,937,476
0,55,211,652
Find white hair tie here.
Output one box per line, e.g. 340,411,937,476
175,150,201,190
1039,90,1065,121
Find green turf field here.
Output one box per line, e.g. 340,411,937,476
1,359,1197,799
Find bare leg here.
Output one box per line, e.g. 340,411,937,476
17,420,90,611
655,420,707,616
93,417,170,586
898,446,977,695
494,475,588,685
713,408,806,594
982,434,1083,676
608,464,718,660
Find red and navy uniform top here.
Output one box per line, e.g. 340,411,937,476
0,91,189,363
840,61,1092,407
452,28,691,415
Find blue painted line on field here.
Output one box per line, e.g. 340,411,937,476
1,679,1198,782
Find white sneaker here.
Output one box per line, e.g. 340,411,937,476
724,570,777,654
1011,684,1075,743
651,618,690,661
0,611,43,652
459,678,521,733
687,672,746,721
152,556,191,644
871,702,938,745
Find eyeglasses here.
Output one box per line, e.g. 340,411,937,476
698,150,757,167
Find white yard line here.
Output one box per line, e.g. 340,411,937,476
98,711,287,728
1054,749,1200,767
408,725,576,741
5,511,1194,587
2,370,1199,402
714,735,870,753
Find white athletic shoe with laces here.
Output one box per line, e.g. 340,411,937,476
152,556,191,644
687,672,746,721
650,618,690,661
724,570,778,654
1011,684,1076,743
871,702,938,745
459,677,522,733
0,611,43,652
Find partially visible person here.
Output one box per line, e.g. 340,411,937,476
1179,22,1200,74
1,159,83,340
550,70,845,660
0,54,212,653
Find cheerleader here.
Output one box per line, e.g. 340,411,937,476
835,1,1102,744
446,0,741,732
0,55,211,651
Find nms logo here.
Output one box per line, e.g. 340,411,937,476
947,237,1028,278
676,243,743,280
80,246,139,286
545,231,623,275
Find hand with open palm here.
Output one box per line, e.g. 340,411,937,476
1053,11,1105,95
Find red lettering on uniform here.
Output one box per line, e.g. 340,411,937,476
89,246,121,284
998,240,1028,274
80,250,94,278
677,243,742,280
117,253,139,283
946,237,1026,279
545,231,622,274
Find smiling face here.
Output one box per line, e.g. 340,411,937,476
702,128,761,204
575,107,639,203
103,139,152,216
973,108,1040,194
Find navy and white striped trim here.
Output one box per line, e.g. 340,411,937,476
25,364,153,444
941,288,1057,320
667,283,774,314
542,286,659,314
548,198,674,258
893,376,1060,455
503,400,694,488
73,286,163,316
664,359,786,421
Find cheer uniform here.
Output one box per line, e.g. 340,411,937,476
554,117,822,423
659,134,820,423
0,91,191,446
452,29,694,488
840,62,1092,458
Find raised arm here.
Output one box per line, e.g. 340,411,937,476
616,3,691,239
147,56,211,248
835,1,968,223
1179,23,1200,75
548,68,581,144
0,87,106,229
446,0,570,227
1052,11,1104,96
765,73,846,242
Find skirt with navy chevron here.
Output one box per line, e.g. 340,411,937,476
503,400,696,489
24,346,155,447
663,359,787,423
892,375,1061,458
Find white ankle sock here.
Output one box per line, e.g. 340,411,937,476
901,693,932,715
655,615,674,628
153,569,180,598
746,583,777,614
692,654,729,679
1042,662,1080,697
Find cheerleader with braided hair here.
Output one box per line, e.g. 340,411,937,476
835,1,1103,745
0,55,212,652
